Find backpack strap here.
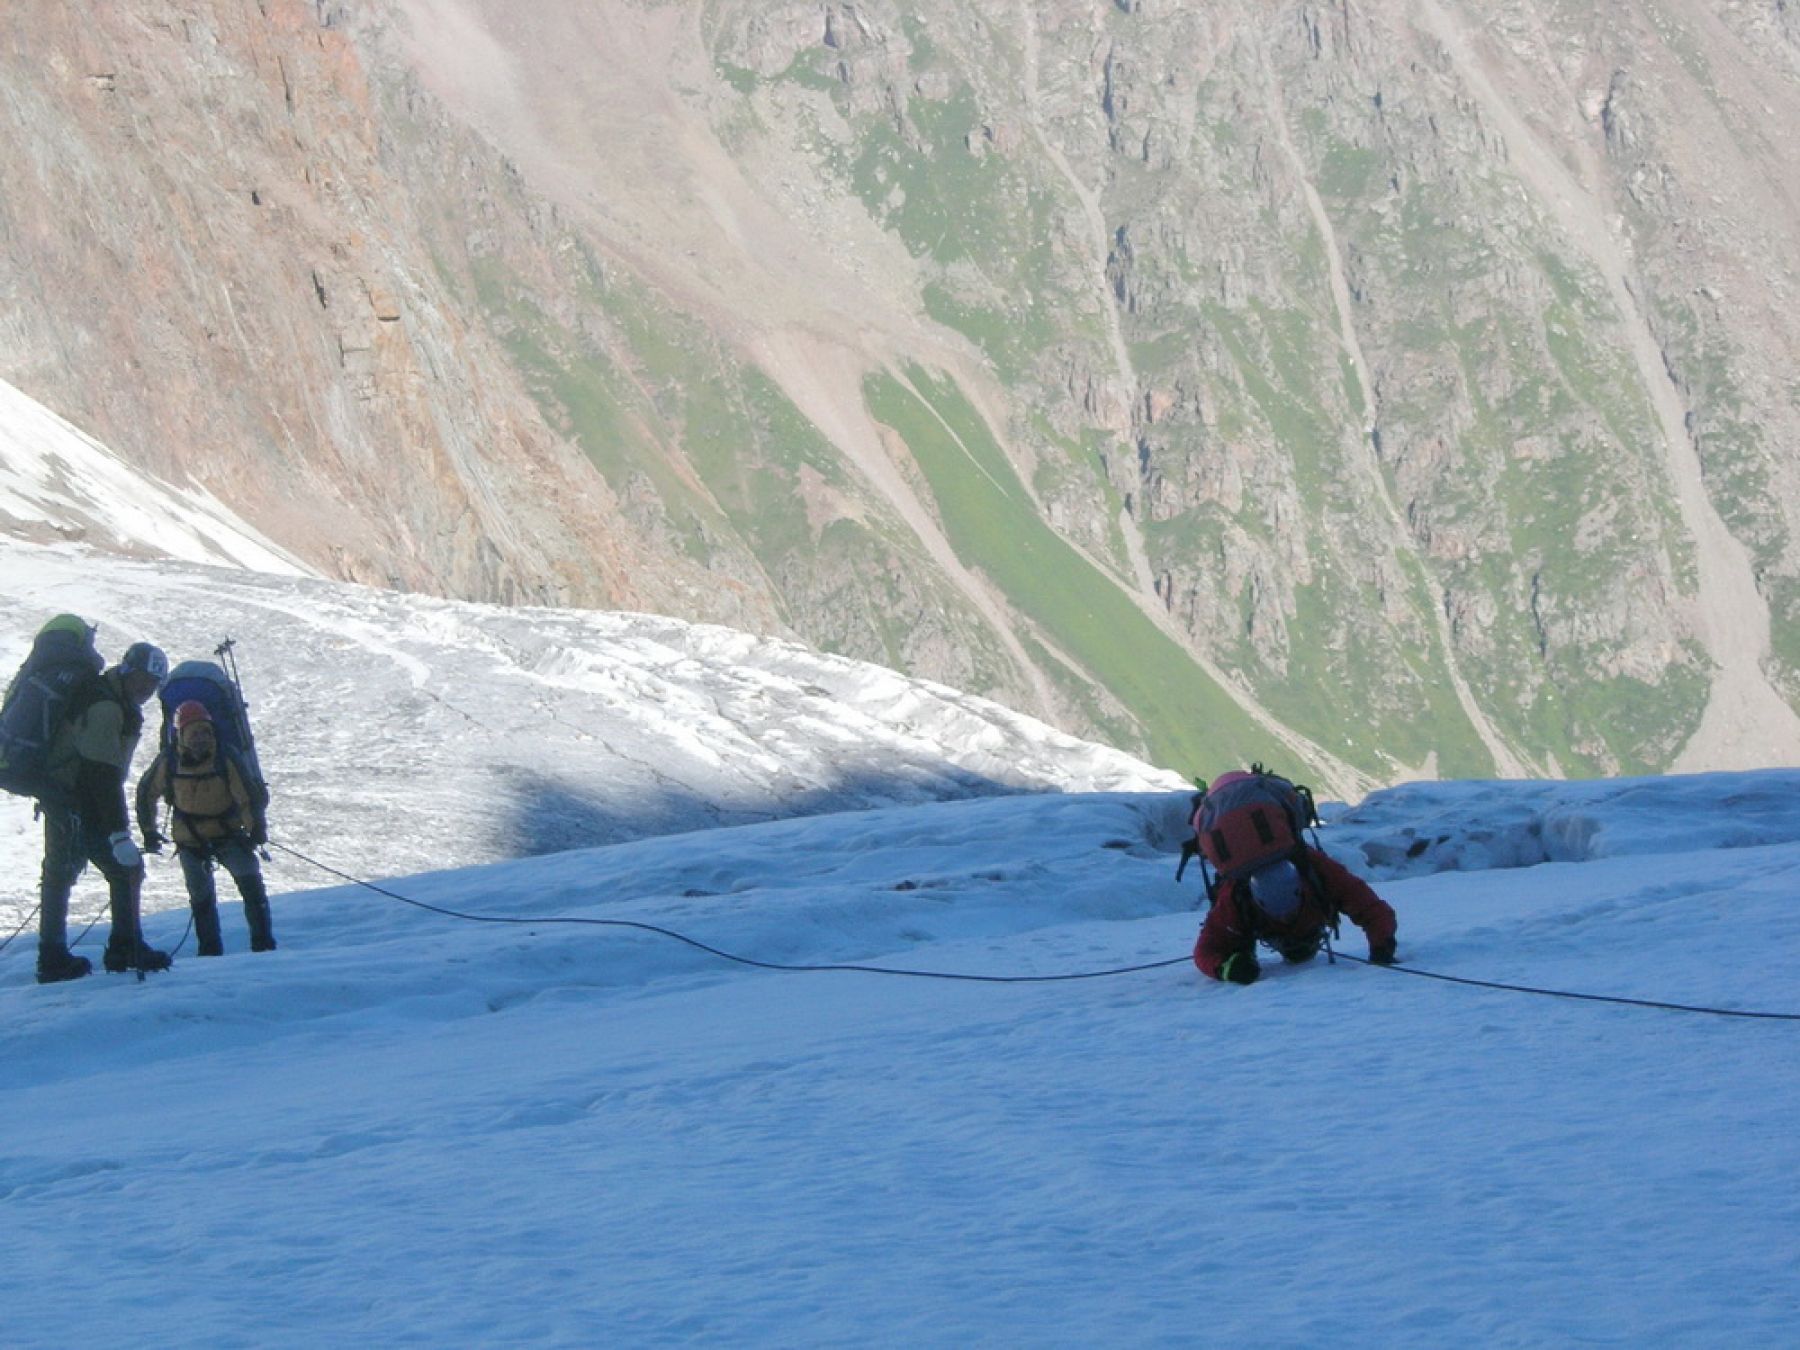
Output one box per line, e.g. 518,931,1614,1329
1175,789,1206,883
167,755,241,833
1293,850,1341,938
223,744,270,813
61,671,111,724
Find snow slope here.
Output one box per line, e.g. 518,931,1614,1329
1,536,1184,927
2,778,1797,1345
0,376,309,576
3,359,1794,1346
3,387,1181,930
1325,770,1800,875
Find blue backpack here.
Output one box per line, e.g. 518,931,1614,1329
158,659,269,813
0,615,105,803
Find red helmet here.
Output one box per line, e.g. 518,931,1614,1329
173,700,213,732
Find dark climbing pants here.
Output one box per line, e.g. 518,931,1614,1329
39,806,143,955
177,839,274,953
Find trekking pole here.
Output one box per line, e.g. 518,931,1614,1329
215,636,270,830
214,638,254,742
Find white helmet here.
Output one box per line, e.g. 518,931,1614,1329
1247,860,1304,921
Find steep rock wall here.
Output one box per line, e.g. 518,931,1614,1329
5,0,1800,783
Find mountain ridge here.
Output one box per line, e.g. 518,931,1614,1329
5,0,1800,786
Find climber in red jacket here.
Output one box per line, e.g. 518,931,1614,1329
1194,847,1398,985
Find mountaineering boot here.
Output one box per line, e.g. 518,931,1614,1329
194,902,224,957
102,867,168,972
103,938,172,974
36,945,93,984
241,874,276,952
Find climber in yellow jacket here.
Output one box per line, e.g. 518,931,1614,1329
136,699,276,955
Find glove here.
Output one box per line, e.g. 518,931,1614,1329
250,818,268,848
1369,939,1397,966
143,831,167,855
1220,952,1260,986
108,830,143,869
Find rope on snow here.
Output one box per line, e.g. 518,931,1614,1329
268,841,1800,1018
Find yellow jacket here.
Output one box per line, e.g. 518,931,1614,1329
137,740,257,847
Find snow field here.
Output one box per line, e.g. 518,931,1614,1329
4,785,1798,1345
0,537,1182,927
4,253,1796,1347
0,377,308,576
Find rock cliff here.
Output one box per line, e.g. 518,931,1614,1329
5,0,1800,788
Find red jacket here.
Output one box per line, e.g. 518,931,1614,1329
1193,848,1396,980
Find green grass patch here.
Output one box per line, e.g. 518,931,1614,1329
1129,330,1196,376
837,83,1078,374
847,88,998,268
1558,652,1709,775
1204,302,1336,509
921,282,1055,387
1262,578,1494,777
1767,579,1800,707
865,364,1279,777
1316,140,1381,199
898,12,939,68
715,61,759,94
777,51,841,92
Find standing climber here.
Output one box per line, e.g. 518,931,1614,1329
137,699,275,956
34,639,174,981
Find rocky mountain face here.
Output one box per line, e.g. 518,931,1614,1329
4,0,1799,792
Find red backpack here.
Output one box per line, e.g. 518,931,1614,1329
1176,763,1320,903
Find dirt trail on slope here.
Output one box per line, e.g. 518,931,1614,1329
1415,0,1800,770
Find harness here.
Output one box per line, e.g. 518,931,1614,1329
163,751,244,840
